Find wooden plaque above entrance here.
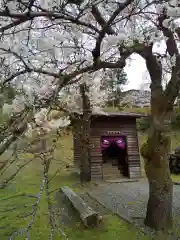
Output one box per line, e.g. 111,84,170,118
107,131,121,135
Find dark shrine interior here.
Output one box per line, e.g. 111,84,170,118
102,138,129,177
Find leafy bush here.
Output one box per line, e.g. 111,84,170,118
172,108,180,129
105,106,180,131
137,117,150,131
137,107,180,131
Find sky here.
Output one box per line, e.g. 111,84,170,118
123,53,150,91
123,40,168,91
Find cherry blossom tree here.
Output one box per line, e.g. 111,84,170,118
1,0,180,233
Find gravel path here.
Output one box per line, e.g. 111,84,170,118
89,179,180,237
89,180,148,221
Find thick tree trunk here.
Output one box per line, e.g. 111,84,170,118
71,112,91,182
141,109,173,230
79,83,91,183
138,24,179,230
144,160,173,230
79,118,91,182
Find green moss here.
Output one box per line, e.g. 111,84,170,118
140,142,150,160
159,134,170,148
66,215,150,240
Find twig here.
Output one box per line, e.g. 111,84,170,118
42,135,68,240
0,158,34,189
8,178,45,240
49,188,60,195
0,203,33,213
44,172,56,240
0,193,38,202
0,140,19,175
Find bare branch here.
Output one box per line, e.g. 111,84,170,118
9,178,45,240
157,12,180,109
0,158,33,189
91,6,114,34
0,10,100,33
91,0,135,65
0,193,38,202
158,12,178,56
0,108,32,161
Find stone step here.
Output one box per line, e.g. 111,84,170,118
103,167,123,170
103,167,121,170
103,168,123,172
103,172,121,175
103,170,121,174
103,165,123,168
103,174,123,180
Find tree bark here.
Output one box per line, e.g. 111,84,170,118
141,108,173,230
79,83,91,183
144,156,173,230
136,41,176,230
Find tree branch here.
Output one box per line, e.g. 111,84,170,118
157,11,180,109
0,108,31,157
91,0,135,65
163,57,180,109
91,6,114,35
0,10,100,33
0,158,33,189
158,12,178,56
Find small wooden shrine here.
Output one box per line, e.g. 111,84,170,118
73,112,145,181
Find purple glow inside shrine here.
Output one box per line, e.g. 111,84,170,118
101,136,126,150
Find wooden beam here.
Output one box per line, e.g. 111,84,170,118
60,186,102,227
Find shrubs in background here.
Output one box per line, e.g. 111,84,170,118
114,106,180,132
171,108,180,129
137,117,151,131
136,107,180,132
